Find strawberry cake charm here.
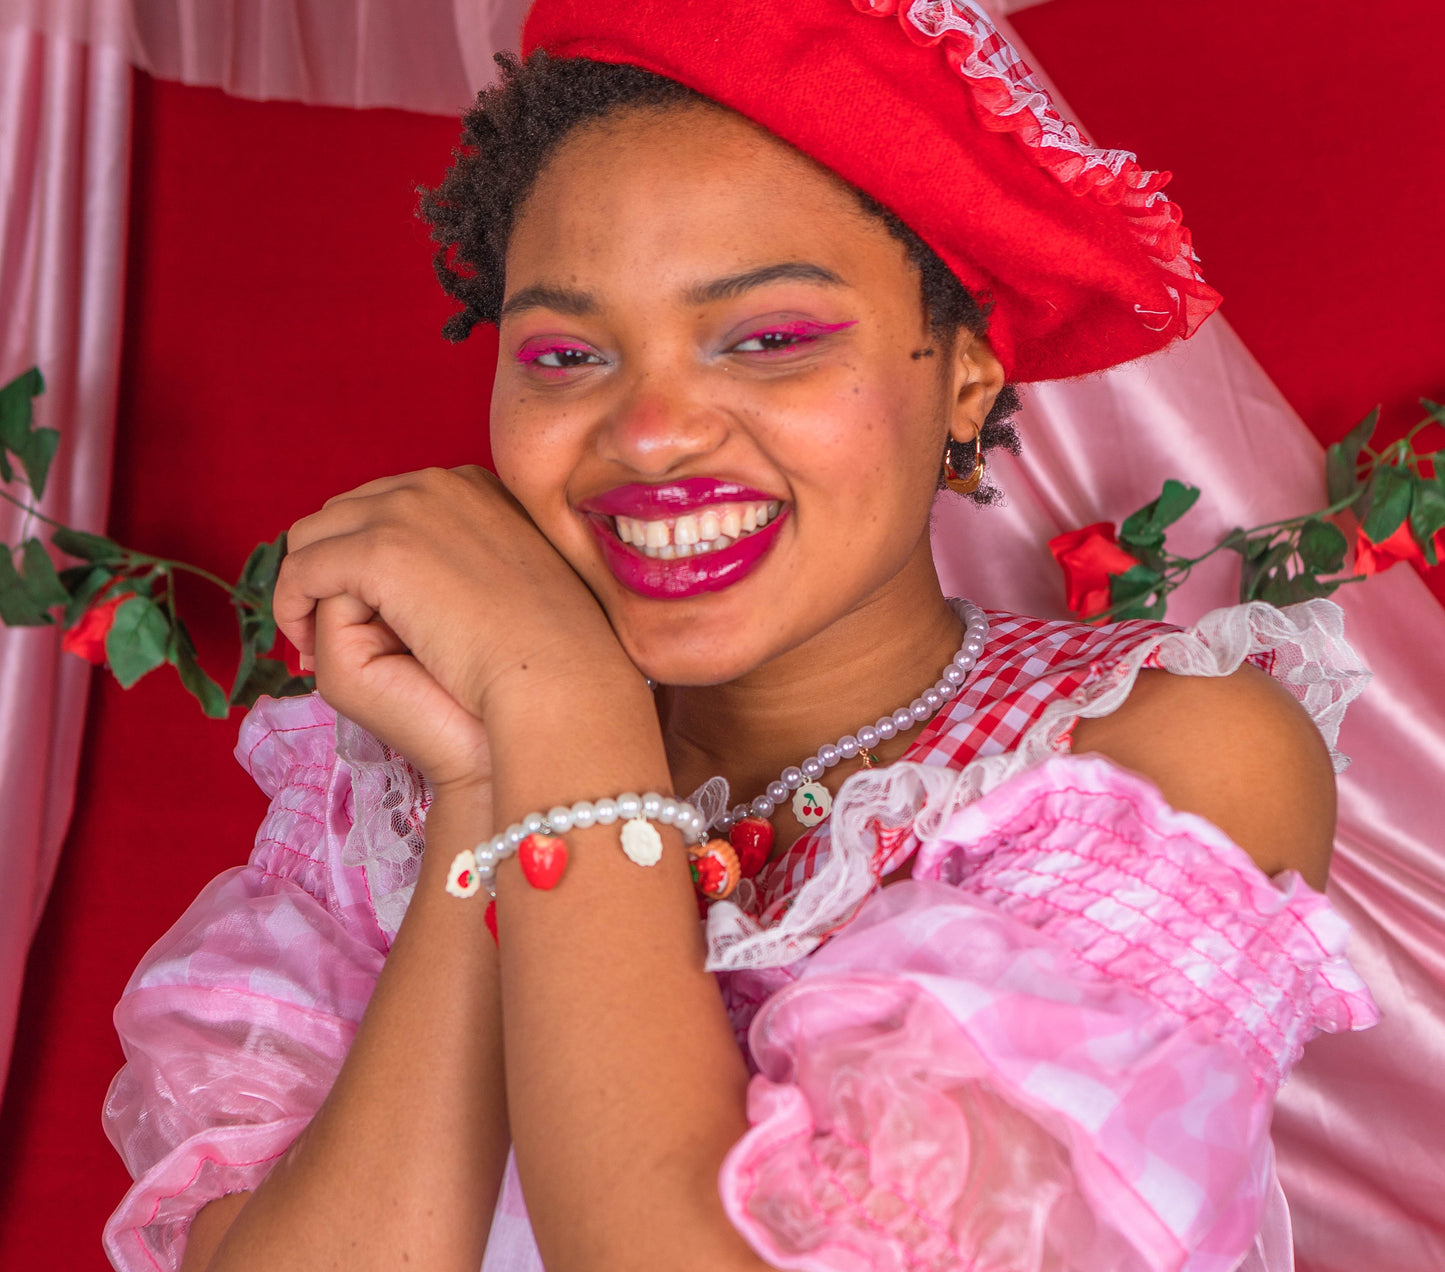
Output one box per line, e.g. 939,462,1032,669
728,816,774,878
445,850,483,898
519,833,568,890
792,781,832,826
689,839,741,902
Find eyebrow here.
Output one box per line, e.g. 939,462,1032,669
498,261,847,321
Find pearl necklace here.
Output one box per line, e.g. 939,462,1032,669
710,598,989,836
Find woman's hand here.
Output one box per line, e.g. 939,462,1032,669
274,466,637,789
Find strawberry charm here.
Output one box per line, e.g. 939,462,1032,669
728,816,774,878
518,833,569,890
792,782,832,825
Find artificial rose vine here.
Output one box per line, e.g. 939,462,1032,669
1049,400,1445,624
1,366,314,716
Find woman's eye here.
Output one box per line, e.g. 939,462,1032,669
522,346,600,369
732,330,809,354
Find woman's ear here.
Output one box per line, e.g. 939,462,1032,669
946,331,1006,446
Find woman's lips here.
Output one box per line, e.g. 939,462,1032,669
580,477,778,520
587,507,789,600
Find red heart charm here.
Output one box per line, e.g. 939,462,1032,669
519,834,568,890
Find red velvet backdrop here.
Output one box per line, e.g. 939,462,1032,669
0,2,1440,1267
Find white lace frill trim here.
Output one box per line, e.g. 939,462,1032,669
334,715,432,941
704,600,1371,974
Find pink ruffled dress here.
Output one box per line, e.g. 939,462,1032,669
103,601,1377,1272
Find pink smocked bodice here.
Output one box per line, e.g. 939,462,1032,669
103,601,1375,1272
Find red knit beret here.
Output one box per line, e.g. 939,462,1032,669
521,0,1221,383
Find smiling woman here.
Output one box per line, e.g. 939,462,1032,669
101,4,1374,1272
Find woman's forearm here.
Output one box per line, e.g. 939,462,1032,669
188,787,509,1272
485,674,769,1272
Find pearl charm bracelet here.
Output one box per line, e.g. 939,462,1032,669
711,598,989,833
445,792,707,898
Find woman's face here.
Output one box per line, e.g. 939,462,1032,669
491,101,1000,685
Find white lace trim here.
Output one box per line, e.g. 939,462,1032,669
703,600,1370,973
905,0,1138,181
334,714,431,941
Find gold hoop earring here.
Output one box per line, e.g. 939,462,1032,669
943,438,986,496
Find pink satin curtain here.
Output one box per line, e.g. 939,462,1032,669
0,3,1440,1268
0,24,130,1099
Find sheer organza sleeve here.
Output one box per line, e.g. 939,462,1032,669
102,695,388,1272
718,756,1377,1272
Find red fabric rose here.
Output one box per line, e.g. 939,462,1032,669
60,593,129,665
1354,520,1443,576
1047,523,1141,622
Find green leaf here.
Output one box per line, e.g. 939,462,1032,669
60,565,116,628
0,550,53,625
19,537,69,609
0,366,59,499
235,532,286,605
274,673,317,698
166,617,229,718
1255,570,1341,607
1409,480,1445,566
105,595,170,688
1325,407,1379,505
1359,464,1414,545
1239,538,1294,602
229,606,280,705
1107,564,1169,620
1119,480,1201,552
1421,398,1445,427
1297,519,1348,574
230,657,295,710
51,526,126,564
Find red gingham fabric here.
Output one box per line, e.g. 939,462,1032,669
752,609,1201,916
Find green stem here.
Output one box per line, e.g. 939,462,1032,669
1,488,256,607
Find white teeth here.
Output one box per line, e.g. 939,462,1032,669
613,500,781,559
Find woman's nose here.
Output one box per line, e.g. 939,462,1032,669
594,370,729,476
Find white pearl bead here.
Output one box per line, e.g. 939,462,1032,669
476,844,496,865
751,795,775,818
923,687,944,710
963,636,985,657
522,812,545,835
659,797,679,824
616,792,642,818
935,679,957,701
731,803,750,824
818,743,840,767
838,735,860,758
908,698,929,721
504,823,525,847
892,707,915,731
781,766,805,790
593,798,618,825
875,717,898,741
476,860,495,882
641,792,664,817
766,780,789,803
943,664,967,685
546,805,573,833
857,726,880,749
570,801,596,829
800,756,825,780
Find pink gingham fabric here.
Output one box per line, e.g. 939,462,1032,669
103,602,1375,1272
719,757,1375,1272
